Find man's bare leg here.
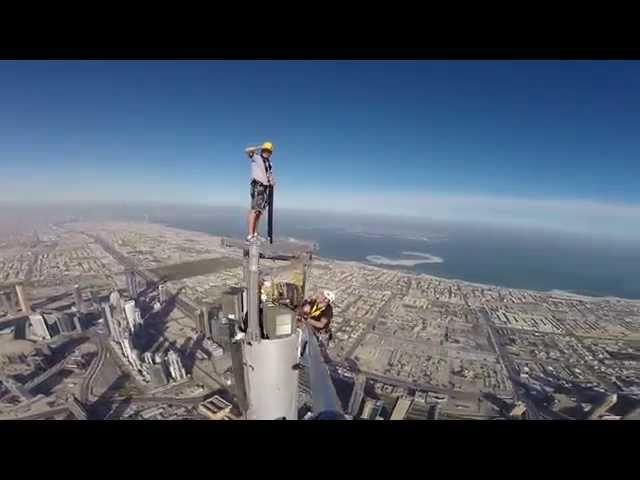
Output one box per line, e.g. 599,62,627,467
248,210,256,237
247,209,261,238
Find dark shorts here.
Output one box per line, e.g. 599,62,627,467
250,180,270,213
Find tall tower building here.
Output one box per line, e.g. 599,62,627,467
58,312,77,334
360,398,384,420
102,302,120,340
4,290,17,314
73,285,85,314
15,284,31,314
0,290,11,313
146,363,168,387
143,352,154,364
124,300,137,333
110,290,121,308
29,314,51,340
371,400,384,420
73,313,82,333
390,396,413,420
43,313,61,338
134,308,143,328
158,283,168,303
166,350,186,382
348,374,366,417
126,271,138,299
120,333,142,372
360,398,376,420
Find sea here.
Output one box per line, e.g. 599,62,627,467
148,207,640,300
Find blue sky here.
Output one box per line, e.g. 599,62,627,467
1,60,640,238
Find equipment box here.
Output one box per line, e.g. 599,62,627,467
262,304,296,339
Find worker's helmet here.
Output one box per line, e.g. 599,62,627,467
323,290,336,303
261,141,274,152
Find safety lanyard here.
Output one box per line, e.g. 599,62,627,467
262,155,272,176
309,302,325,318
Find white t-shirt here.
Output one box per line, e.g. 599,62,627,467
249,151,272,185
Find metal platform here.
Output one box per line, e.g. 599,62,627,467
221,237,317,260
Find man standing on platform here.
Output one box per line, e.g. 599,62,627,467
244,141,275,242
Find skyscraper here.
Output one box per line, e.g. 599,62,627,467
73,284,85,314
124,300,136,332
120,333,142,372
0,290,9,313
29,314,51,340
166,350,186,382
359,398,384,420
371,400,384,420
109,290,124,320
146,363,169,387
58,313,77,334
43,313,61,338
102,302,119,340
73,313,82,333
158,283,168,303
390,396,413,420
15,284,31,314
196,308,208,337
126,271,138,299
348,374,366,417
110,290,121,308
134,308,143,328
509,401,527,418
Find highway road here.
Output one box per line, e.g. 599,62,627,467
86,233,205,322
8,406,70,420
0,374,32,401
95,393,210,406
131,394,208,405
481,308,542,419
79,335,106,404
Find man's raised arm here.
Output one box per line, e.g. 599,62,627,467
245,145,259,158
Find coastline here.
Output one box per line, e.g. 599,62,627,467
150,221,640,303
314,254,640,303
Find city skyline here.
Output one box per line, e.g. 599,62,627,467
2,60,640,238
3,220,638,420
3,58,639,422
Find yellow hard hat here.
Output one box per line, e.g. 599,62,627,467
261,141,274,152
